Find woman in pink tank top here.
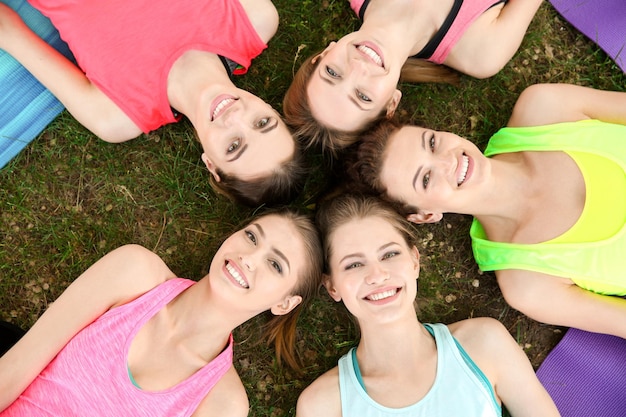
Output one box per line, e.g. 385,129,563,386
0,208,323,416
283,0,543,155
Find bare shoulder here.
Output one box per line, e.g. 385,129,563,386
297,367,342,417
192,367,248,417
447,317,512,356
236,0,279,44
101,245,175,306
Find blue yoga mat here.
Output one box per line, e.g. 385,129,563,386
549,0,626,72
0,0,73,169
536,328,626,417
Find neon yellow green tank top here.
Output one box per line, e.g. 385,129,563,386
470,120,626,295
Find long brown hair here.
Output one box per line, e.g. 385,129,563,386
343,118,417,216
208,139,307,207
259,208,323,370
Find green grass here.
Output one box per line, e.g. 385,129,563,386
1,1,625,416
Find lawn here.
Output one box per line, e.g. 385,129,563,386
1,1,624,416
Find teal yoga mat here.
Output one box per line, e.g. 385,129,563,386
0,0,73,169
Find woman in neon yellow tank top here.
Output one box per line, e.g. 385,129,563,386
348,83,626,338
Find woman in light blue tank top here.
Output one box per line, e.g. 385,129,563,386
348,83,626,339
295,194,559,417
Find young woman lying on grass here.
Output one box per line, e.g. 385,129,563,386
349,83,626,338
0,208,322,416
297,193,559,417
283,0,542,154
0,0,305,206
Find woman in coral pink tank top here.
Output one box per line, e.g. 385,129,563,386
0,208,322,416
0,0,303,207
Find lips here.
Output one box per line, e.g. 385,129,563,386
364,287,401,303
225,260,249,289
211,94,238,121
356,42,384,68
457,154,470,186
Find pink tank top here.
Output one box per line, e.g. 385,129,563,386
349,0,502,64
1,278,234,417
27,0,267,133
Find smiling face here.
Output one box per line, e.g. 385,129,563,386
197,89,295,182
209,214,307,316
325,216,420,323
380,125,485,222
306,33,402,132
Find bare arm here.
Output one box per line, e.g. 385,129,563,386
451,318,561,417
508,83,626,127
0,245,173,411
448,0,543,78
296,368,342,417
497,269,626,338
0,4,142,142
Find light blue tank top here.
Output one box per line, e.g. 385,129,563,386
338,323,501,416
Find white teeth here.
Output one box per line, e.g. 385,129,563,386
357,45,382,66
226,262,248,288
367,288,397,301
457,154,469,186
212,98,235,120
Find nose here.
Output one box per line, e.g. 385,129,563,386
365,263,389,285
221,103,243,127
433,151,455,176
238,252,256,272
349,56,369,78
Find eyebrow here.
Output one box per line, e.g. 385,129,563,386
252,223,291,272
338,242,400,264
227,143,248,162
411,131,428,190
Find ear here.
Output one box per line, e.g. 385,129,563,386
322,274,342,302
406,210,443,224
385,89,403,118
312,41,337,64
201,153,221,182
410,245,420,277
270,295,303,316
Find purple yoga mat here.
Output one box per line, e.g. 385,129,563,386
549,0,626,72
536,328,626,417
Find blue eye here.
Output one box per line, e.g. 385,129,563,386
382,251,399,260
326,66,339,78
357,90,371,102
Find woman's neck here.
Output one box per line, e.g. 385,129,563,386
362,0,455,57
166,50,234,126
356,312,435,374
162,278,242,363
